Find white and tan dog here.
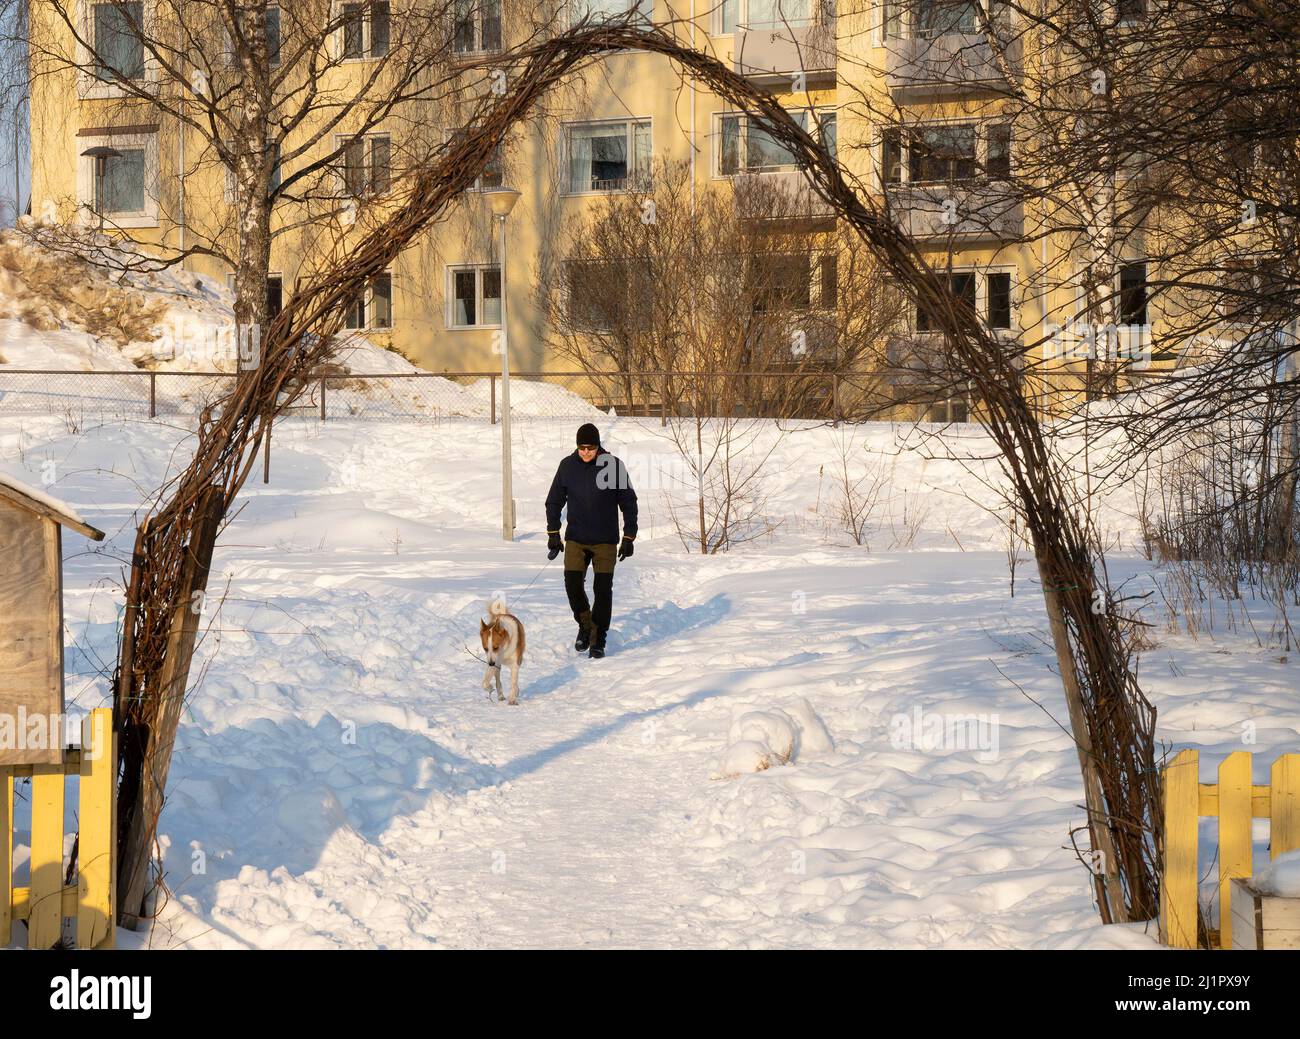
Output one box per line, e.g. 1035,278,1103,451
480,597,526,705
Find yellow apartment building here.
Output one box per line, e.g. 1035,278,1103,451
26,0,1172,419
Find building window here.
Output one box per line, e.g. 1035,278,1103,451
93,2,145,82
449,127,503,190
916,271,976,331
718,109,835,175
818,253,837,309
226,273,285,320
909,125,976,183
345,272,393,329
883,0,1008,39
1119,262,1147,326
717,0,814,32
986,271,1011,329
565,258,652,332
568,0,652,27
339,134,391,196
882,123,1009,185
916,270,1012,331
341,2,390,59
102,149,146,213
1117,0,1147,22
267,6,281,65
749,253,812,312
986,124,1011,179
564,119,651,194
453,0,502,53
448,264,502,327
78,131,158,227
915,0,979,38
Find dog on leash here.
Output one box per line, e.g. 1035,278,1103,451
480,597,526,705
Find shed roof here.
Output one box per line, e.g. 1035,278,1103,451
0,471,106,541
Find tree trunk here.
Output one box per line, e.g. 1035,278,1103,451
116,486,226,925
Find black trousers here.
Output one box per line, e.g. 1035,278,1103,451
563,540,616,635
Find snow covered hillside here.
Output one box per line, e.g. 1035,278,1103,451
3,402,1296,949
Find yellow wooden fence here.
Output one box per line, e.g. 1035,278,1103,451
1161,749,1300,948
1,707,117,949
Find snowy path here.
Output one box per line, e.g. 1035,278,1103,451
4,414,1296,949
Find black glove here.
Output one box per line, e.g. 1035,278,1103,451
547,533,563,560
618,537,634,562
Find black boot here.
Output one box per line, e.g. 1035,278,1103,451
588,629,607,659
575,611,592,652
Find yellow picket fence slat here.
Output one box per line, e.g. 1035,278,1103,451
1,707,116,949
1160,749,1300,949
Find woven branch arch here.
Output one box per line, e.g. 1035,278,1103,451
113,21,1160,927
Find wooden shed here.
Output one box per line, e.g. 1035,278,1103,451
0,474,104,766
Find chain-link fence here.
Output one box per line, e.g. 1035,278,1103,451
0,368,892,424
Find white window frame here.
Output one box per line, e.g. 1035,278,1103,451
333,132,392,198
714,108,835,177
561,117,653,196
446,263,502,329
77,0,160,100
344,270,394,331
451,0,503,55
76,130,159,228
332,1,391,62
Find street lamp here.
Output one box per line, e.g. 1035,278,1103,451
80,146,121,232
486,187,521,541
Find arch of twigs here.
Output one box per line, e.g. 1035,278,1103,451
112,20,1159,927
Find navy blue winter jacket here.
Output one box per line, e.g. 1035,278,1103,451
545,448,638,546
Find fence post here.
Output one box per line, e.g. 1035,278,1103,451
1160,748,1200,948
491,375,497,425
28,762,65,948
1272,754,1300,857
320,374,327,421
149,371,156,419
77,708,117,949
832,373,840,427
1218,751,1253,948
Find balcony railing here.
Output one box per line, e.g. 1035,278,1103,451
734,21,836,85
884,31,1022,99
733,170,836,225
885,181,1023,242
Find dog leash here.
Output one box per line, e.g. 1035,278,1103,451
463,553,558,667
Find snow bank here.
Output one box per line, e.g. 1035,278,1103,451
714,697,832,778
0,226,604,418
1254,850,1300,898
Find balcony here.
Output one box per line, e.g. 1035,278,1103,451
885,182,1023,242
733,171,836,228
884,32,1022,100
734,22,836,87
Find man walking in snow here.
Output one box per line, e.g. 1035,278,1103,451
545,423,637,659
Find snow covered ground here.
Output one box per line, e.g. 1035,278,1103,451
3,404,1297,949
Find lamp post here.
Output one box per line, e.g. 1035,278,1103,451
79,146,121,232
486,186,522,541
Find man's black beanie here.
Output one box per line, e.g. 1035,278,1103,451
577,423,601,447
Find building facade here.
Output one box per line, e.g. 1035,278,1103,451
27,0,1166,419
